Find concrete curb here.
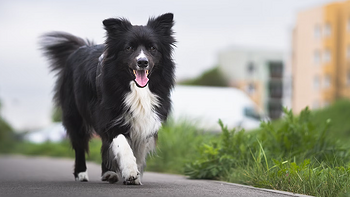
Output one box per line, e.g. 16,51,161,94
149,170,314,197
213,181,313,197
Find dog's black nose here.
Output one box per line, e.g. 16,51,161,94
137,58,149,68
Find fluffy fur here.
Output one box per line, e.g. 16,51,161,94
40,13,175,185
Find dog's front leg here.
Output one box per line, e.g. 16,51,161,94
110,134,141,185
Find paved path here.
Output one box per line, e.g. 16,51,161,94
0,156,312,197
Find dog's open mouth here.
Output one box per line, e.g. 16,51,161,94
133,70,149,88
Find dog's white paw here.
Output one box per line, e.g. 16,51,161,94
101,171,119,184
121,162,142,185
75,171,89,182
111,135,142,185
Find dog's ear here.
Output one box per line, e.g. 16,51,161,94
147,13,174,36
103,18,131,33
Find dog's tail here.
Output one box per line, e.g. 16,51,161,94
39,31,93,71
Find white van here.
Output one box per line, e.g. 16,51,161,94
170,85,265,132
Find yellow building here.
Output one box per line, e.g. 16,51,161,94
292,0,350,113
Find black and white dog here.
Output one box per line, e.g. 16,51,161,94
40,13,175,185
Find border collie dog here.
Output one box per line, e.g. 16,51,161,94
40,13,175,185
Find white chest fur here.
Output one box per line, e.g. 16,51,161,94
123,81,162,141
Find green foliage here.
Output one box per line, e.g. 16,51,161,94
146,119,213,173
178,66,228,87
258,108,347,163
5,138,102,163
184,120,255,179
185,107,350,197
0,99,15,153
312,99,350,143
242,159,350,196
0,118,15,153
12,140,74,157
0,118,13,140
51,107,62,122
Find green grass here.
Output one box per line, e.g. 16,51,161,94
0,116,15,153
146,119,213,173
184,107,350,197
312,99,350,142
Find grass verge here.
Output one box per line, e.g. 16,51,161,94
184,107,350,197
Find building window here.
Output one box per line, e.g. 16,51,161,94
324,23,331,36
324,75,331,88
269,61,283,78
323,49,331,63
314,50,321,64
314,25,321,39
314,76,320,90
269,80,283,98
347,45,350,59
347,18,350,31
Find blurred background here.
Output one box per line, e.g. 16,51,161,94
2,1,350,196
0,0,342,132
1,0,350,142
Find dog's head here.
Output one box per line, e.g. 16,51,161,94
102,13,175,88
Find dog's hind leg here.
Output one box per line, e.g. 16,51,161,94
62,107,91,182
101,162,119,183
100,141,120,183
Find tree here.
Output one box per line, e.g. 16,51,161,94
52,107,62,122
178,66,228,87
0,98,14,153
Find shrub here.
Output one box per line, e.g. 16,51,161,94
184,107,350,196
0,116,15,153
178,66,228,87
146,119,213,173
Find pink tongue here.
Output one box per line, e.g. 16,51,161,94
135,70,149,87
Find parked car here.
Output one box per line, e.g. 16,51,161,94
170,85,266,132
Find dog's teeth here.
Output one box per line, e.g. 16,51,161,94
146,70,149,75
133,70,136,76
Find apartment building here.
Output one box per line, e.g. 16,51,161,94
218,47,290,119
292,0,350,113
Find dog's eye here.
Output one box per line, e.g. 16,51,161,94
150,46,157,52
125,46,133,51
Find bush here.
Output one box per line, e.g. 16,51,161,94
146,119,213,173
0,116,15,153
184,120,255,179
178,66,228,87
184,107,350,197
258,108,348,163
312,99,350,142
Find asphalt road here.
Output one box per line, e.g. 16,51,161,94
0,156,312,197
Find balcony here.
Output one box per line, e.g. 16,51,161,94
268,61,283,79
268,100,283,120
268,80,283,99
